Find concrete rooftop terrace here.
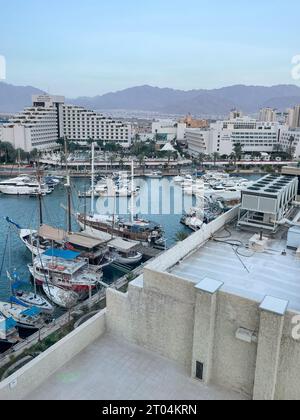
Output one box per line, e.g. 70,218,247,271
25,335,245,400
171,224,300,313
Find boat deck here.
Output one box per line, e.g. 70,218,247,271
35,256,87,275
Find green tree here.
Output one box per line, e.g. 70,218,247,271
213,152,220,166
175,230,189,242
138,154,146,174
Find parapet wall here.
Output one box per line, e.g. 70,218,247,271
0,310,106,400
106,206,300,400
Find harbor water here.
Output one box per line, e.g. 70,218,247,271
0,176,191,302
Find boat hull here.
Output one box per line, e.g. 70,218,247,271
0,339,15,353
28,265,101,293
43,284,79,309
115,253,143,265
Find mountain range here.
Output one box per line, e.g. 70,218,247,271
1,82,300,116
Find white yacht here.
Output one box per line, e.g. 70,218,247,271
0,175,50,196
145,171,163,179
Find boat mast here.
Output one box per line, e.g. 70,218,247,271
8,225,13,302
64,138,72,233
30,228,37,297
18,149,21,175
91,142,95,215
36,156,43,227
131,160,134,223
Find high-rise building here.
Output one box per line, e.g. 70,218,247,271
0,95,133,151
0,95,64,152
292,106,300,128
286,105,300,128
187,117,282,157
63,105,132,147
259,108,276,122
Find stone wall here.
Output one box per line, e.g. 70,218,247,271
0,310,106,400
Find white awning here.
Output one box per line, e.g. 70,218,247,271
108,238,139,252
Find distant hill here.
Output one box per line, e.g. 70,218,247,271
2,82,300,116
70,84,300,116
0,82,44,113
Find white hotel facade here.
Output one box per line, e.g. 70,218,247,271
63,105,132,147
186,116,300,159
0,95,132,152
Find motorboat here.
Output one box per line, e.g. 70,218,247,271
108,238,143,265
144,171,163,179
173,175,185,184
0,175,51,195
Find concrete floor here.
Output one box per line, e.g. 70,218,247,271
25,335,246,400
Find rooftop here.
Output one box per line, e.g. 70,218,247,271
25,335,246,401
171,223,300,312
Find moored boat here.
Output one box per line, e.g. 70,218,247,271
0,175,50,196
108,238,143,265
28,248,103,293
42,284,79,309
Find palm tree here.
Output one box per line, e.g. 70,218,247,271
138,154,146,175
110,154,116,170
213,152,220,167
119,158,125,170
233,143,243,160
232,143,243,168
198,153,206,169
288,135,295,160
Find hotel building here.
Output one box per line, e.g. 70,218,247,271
186,117,281,157
0,95,132,152
63,105,132,147
0,95,64,152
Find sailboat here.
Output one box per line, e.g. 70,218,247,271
8,270,54,314
15,141,111,271
76,151,165,246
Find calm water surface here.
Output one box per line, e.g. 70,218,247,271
0,177,191,301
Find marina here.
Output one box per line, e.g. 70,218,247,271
0,175,192,306
0,169,272,363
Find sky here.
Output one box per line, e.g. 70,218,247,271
1,0,300,97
